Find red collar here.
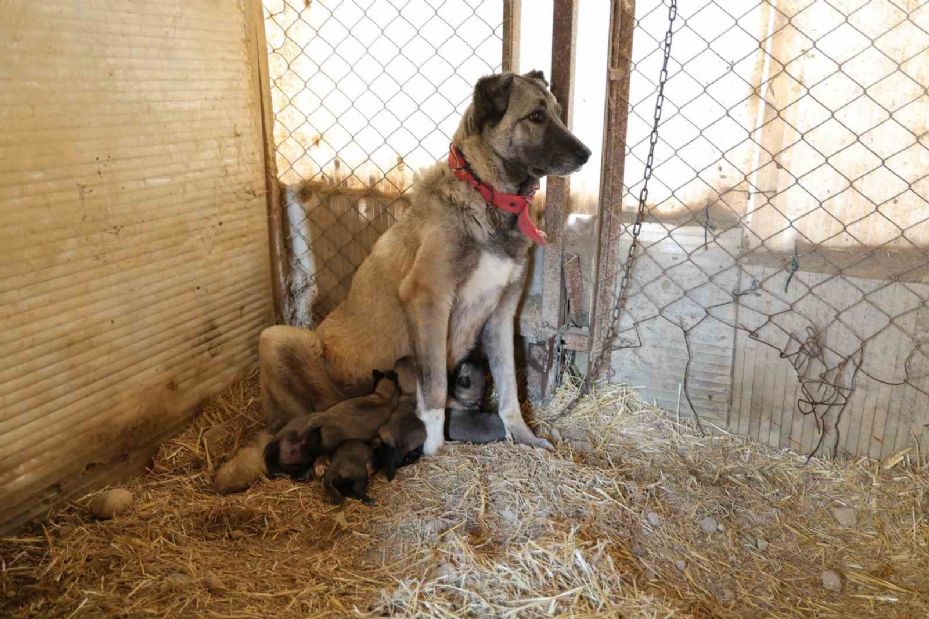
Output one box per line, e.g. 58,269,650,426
447,143,546,244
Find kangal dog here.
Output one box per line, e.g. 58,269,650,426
259,70,590,455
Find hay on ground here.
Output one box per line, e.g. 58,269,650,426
2,369,928,618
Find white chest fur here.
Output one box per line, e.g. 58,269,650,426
458,252,517,305
447,252,521,364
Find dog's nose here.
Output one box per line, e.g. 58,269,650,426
576,146,592,165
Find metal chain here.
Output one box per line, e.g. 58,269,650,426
560,0,677,414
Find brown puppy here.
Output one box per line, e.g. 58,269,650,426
214,370,399,492
322,440,376,505
375,395,426,481
263,370,399,479
259,70,590,455
372,356,425,480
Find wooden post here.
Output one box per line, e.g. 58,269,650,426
588,0,636,382
246,0,289,325
527,0,578,402
503,0,521,73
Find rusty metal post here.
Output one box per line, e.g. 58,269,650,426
527,0,578,403
503,0,521,73
588,0,636,381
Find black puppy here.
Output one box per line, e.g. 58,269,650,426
322,440,376,505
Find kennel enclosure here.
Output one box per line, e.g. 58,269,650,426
3,0,929,534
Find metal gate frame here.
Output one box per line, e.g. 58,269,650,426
522,0,636,403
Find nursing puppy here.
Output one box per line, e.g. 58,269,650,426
446,358,486,411
262,370,399,479
261,414,319,480
322,440,376,505
373,356,426,480
214,370,398,492
258,70,590,455
375,394,426,481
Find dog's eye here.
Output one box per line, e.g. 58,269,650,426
528,110,545,123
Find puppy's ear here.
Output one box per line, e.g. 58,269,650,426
522,69,548,86
473,74,514,128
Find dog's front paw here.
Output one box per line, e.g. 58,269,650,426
508,425,555,452
423,431,445,456
419,408,446,456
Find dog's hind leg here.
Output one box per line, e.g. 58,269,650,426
481,279,553,451
259,325,344,432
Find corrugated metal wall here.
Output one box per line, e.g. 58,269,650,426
0,1,273,532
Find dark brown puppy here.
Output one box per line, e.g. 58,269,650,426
323,440,376,505
375,396,426,481
263,414,317,480
372,357,425,480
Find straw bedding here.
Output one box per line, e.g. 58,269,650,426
3,370,928,618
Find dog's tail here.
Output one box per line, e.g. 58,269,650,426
213,432,272,494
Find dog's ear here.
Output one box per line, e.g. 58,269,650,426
523,69,548,86
473,74,514,128
263,439,281,469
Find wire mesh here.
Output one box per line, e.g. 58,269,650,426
599,0,929,458
262,0,502,326
262,0,928,459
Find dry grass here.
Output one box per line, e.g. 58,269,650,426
2,370,928,618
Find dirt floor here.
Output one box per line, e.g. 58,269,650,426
2,370,929,618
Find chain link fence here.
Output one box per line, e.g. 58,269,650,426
261,0,929,459
600,0,929,458
263,0,502,326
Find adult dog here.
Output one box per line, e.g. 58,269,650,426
260,70,590,455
